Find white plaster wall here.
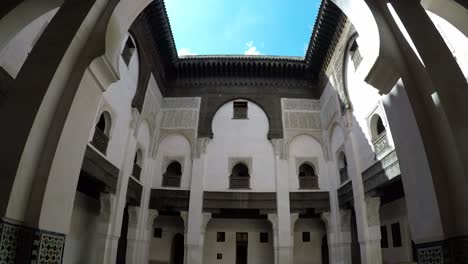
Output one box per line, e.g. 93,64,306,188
63,192,101,264
428,11,468,79
288,134,329,191
87,37,140,169
149,215,185,263
380,199,414,264
205,101,276,191
344,47,395,171
293,218,325,264
0,8,58,78
153,134,192,190
203,218,274,264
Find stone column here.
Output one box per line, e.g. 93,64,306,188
271,139,294,264
391,0,468,168
126,205,141,263
184,212,211,264
290,213,299,263
142,209,158,264
359,197,382,264
379,0,468,260
268,214,280,264
94,193,118,263
321,210,352,264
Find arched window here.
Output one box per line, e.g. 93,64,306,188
370,114,390,155
371,114,387,140
132,149,142,181
298,163,318,189
338,152,349,184
162,161,182,187
376,117,385,135
230,163,250,189
91,111,111,154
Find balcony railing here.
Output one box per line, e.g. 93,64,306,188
91,128,109,154
229,176,250,189
299,176,318,189
373,131,390,156
132,164,142,180
162,174,181,187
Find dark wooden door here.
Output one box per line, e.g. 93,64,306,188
236,232,248,264
116,205,129,264
171,233,184,264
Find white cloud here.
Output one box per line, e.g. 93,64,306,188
178,48,198,56
244,41,262,55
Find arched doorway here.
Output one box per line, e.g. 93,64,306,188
116,204,129,264
321,235,329,264
171,233,184,264
350,209,361,264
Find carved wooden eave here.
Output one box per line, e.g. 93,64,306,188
139,0,346,92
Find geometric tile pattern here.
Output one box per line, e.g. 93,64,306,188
0,222,19,264
0,220,65,264
31,231,65,264
419,246,444,264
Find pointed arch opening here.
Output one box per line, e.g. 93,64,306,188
230,163,250,189
91,111,111,154
298,163,318,189
163,161,182,187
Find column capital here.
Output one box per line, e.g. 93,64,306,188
201,212,212,231
365,196,381,226
290,213,299,233
339,209,352,232
99,193,115,222
147,209,159,230
267,213,279,231
127,206,140,228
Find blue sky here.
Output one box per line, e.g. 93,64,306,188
164,0,322,57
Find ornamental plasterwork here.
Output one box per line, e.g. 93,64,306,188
283,99,321,111
195,137,210,159
284,112,322,130
162,156,185,174
271,138,286,160
282,98,322,130
141,82,162,136
339,209,352,232
321,96,339,130
161,110,198,129
365,196,381,226
162,97,200,109
295,157,319,175
228,157,253,175
155,97,201,158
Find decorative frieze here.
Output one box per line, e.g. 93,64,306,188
161,110,198,129
162,97,200,109
284,112,321,130
321,96,338,130
283,99,321,111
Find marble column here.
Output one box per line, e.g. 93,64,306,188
271,139,294,264
184,212,211,264
126,205,141,263
94,193,118,263
359,197,382,264
321,209,352,264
